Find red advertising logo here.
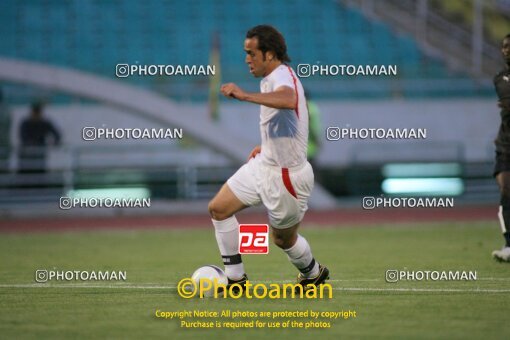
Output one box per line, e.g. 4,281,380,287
239,224,269,254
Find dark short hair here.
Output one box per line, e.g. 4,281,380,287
246,25,290,63
31,101,43,113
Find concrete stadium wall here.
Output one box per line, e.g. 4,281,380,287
217,97,499,165
8,97,498,169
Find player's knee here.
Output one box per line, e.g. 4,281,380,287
208,200,230,221
501,183,510,198
498,174,510,197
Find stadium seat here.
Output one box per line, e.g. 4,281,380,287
0,0,492,100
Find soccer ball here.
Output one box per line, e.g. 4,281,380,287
191,265,228,297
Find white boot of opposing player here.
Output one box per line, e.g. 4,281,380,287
492,247,510,262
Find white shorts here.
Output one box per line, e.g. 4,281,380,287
227,155,314,229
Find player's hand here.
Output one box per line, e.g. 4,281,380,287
221,83,247,101
247,145,261,161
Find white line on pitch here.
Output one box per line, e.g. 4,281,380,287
477,278,510,281
1,284,510,293
0,284,172,289
335,287,510,293
259,279,380,283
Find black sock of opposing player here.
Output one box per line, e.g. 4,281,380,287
499,195,510,247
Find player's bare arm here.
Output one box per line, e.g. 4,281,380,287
220,83,296,110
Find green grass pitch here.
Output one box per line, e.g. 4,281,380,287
1,221,509,339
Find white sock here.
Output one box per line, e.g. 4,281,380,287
212,216,245,280
284,234,319,278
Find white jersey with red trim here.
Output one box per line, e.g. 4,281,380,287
259,64,309,168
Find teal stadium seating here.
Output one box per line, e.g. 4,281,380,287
0,0,493,100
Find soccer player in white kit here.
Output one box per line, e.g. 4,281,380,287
208,25,329,291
